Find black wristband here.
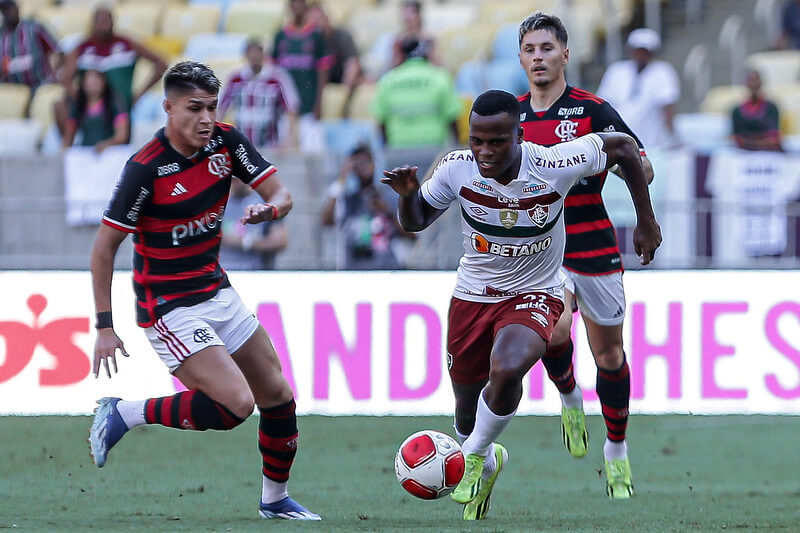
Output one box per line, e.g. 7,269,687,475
95,311,113,329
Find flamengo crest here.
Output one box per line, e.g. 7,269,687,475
528,204,549,227
208,153,232,178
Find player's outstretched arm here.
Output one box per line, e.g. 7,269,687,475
597,132,662,265
90,224,130,378
381,166,445,232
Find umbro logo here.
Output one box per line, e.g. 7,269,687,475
520,112,526,120
171,183,188,196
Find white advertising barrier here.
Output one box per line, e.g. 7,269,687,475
0,271,799,415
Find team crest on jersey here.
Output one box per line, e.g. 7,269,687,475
554,120,579,142
208,153,232,178
528,204,549,227
499,209,518,228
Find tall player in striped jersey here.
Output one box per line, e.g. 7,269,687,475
516,12,656,499
88,62,320,521
382,90,661,520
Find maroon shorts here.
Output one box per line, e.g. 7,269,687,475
447,292,565,385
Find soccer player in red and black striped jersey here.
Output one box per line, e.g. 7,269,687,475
88,61,320,521
516,13,658,499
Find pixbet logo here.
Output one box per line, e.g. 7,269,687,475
171,207,225,245
0,294,90,385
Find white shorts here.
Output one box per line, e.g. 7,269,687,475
563,268,626,326
144,287,260,372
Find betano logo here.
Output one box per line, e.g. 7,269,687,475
471,233,552,257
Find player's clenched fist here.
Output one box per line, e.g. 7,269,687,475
381,165,420,197
241,203,278,224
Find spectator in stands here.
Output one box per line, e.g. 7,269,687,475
778,0,800,49
219,39,300,150
0,0,58,90
307,2,362,118
372,37,460,148
732,69,782,151
61,69,128,153
220,178,288,270
390,0,438,69
596,28,680,149
57,6,167,133
321,143,412,270
272,0,332,120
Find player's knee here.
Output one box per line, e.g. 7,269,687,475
595,346,625,370
227,390,255,420
488,358,527,386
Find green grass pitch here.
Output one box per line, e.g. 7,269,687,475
1,415,798,532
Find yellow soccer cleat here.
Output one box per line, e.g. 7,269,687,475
605,457,634,499
462,444,508,521
561,406,589,458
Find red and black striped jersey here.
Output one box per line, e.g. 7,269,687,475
517,86,645,275
102,122,276,327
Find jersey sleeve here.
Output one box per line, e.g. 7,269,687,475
593,101,646,153
420,153,459,209
102,161,153,232
223,125,276,188
533,133,607,197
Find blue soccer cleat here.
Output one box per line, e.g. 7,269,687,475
88,397,129,468
259,496,321,521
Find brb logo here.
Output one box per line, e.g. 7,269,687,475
171,207,225,245
554,120,579,142
208,153,232,178
0,294,91,385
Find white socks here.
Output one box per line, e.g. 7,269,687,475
116,399,146,429
453,424,469,445
560,385,583,410
604,439,628,461
461,389,515,459
262,477,288,505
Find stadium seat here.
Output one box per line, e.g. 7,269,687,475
184,33,248,62
321,83,350,121
346,4,396,55
484,59,528,95
766,82,800,133
323,118,381,156
746,50,800,86
0,119,40,155
37,4,93,39
455,60,487,96
456,93,474,145
348,83,377,122
490,23,519,61
422,2,478,37
0,84,31,119
28,82,64,138
143,35,185,60
674,112,732,151
132,59,164,97
321,0,372,26
699,85,747,114
477,0,553,27
224,1,284,36
113,3,162,41
58,33,84,54
159,5,221,47
205,57,243,87
437,25,494,75
17,0,54,19
131,92,166,124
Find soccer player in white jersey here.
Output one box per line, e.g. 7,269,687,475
382,90,661,521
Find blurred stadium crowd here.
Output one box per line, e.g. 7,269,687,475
2,0,800,271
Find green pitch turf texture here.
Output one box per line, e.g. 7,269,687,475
1,415,798,532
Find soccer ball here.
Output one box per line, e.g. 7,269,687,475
394,430,465,500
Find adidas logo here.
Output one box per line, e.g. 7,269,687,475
171,183,188,196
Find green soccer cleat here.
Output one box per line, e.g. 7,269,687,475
462,443,508,521
451,452,484,504
605,457,634,499
561,406,589,458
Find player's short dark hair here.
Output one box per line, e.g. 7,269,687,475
350,143,372,158
164,61,221,96
518,11,568,47
471,90,521,125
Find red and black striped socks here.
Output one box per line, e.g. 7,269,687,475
143,390,245,430
542,339,577,394
596,356,631,443
259,399,298,504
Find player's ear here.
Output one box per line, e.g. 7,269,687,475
563,47,570,65
516,126,524,144
162,98,171,115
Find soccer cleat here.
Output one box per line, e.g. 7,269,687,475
561,406,589,458
258,496,321,520
88,397,129,468
462,443,508,521
605,457,634,499
450,453,484,504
